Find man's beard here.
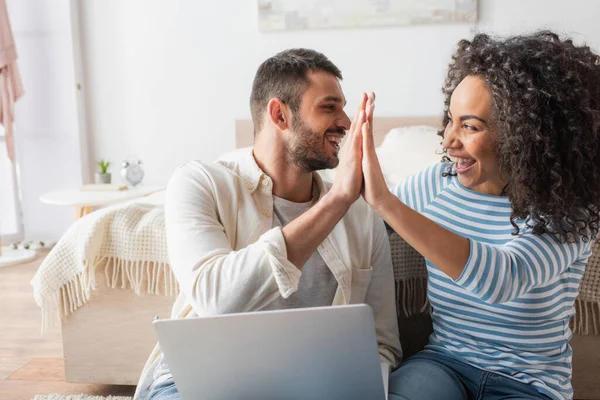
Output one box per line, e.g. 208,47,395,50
285,116,342,173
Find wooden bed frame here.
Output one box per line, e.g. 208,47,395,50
61,260,175,385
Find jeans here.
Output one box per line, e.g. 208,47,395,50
147,378,181,400
147,352,552,400
388,351,551,400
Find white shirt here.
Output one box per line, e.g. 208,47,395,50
134,149,401,399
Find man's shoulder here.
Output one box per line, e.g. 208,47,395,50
168,159,241,194
174,159,230,178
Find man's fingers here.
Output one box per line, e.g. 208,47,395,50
353,111,365,147
342,110,364,156
346,92,366,147
351,93,367,132
344,93,368,154
356,92,367,116
354,114,364,149
362,120,375,153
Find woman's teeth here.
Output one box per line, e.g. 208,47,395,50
452,157,476,167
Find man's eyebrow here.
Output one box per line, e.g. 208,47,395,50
321,96,347,107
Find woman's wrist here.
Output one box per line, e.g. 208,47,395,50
372,191,397,217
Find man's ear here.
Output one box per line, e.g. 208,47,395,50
267,98,291,131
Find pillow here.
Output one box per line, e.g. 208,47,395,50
315,125,443,187
376,125,442,188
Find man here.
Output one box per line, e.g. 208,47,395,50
135,48,401,400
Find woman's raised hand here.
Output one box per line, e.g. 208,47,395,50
361,92,393,214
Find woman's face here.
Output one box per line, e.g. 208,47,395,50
442,75,507,196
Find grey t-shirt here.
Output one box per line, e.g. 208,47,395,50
261,187,338,310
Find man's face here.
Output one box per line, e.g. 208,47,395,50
285,70,351,172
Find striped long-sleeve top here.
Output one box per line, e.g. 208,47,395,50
392,162,593,400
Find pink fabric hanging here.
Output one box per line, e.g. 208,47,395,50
0,0,23,163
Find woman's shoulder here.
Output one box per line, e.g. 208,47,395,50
422,161,455,181
391,161,455,210
397,161,455,192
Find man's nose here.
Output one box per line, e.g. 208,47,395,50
338,111,351,131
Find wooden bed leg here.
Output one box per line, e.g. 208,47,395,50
75,206,92,220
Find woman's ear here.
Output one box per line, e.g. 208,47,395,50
267,98,291,131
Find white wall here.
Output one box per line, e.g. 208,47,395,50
8,0,83,241
79,0,600,186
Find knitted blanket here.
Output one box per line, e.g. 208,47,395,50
31,202,177,332
573,242,600,335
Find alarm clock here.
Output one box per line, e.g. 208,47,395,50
121,158,145,186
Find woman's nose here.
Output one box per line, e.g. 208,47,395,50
442,124,459,149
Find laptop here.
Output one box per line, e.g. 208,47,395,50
153,304,388,400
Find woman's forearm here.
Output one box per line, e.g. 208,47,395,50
374,192,470,280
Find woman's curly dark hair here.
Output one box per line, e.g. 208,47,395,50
440,30,600,242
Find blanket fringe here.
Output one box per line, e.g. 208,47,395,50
101,257,177,296
395,277,430,319
40,257,177,333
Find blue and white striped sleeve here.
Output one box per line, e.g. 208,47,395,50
391,163,450,213
455,233,594,304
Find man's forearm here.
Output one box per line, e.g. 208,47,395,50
282,191,351,269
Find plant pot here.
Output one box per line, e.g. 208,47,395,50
95,172,112,184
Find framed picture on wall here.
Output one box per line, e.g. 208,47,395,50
258,0,478,32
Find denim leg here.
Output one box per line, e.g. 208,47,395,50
388,352,469,400
480,372,553,400
147,378,181,400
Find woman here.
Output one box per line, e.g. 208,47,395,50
360,31,600,400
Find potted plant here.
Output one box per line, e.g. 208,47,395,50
96,159,112,184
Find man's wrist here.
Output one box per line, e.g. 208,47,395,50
321,190,353,217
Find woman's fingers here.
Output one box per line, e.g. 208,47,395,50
363,93,376,154
362,120,375,158
366,92,375,124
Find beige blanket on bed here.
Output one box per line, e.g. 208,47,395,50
31,202,177,332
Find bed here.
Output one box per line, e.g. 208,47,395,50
36,116,600,398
